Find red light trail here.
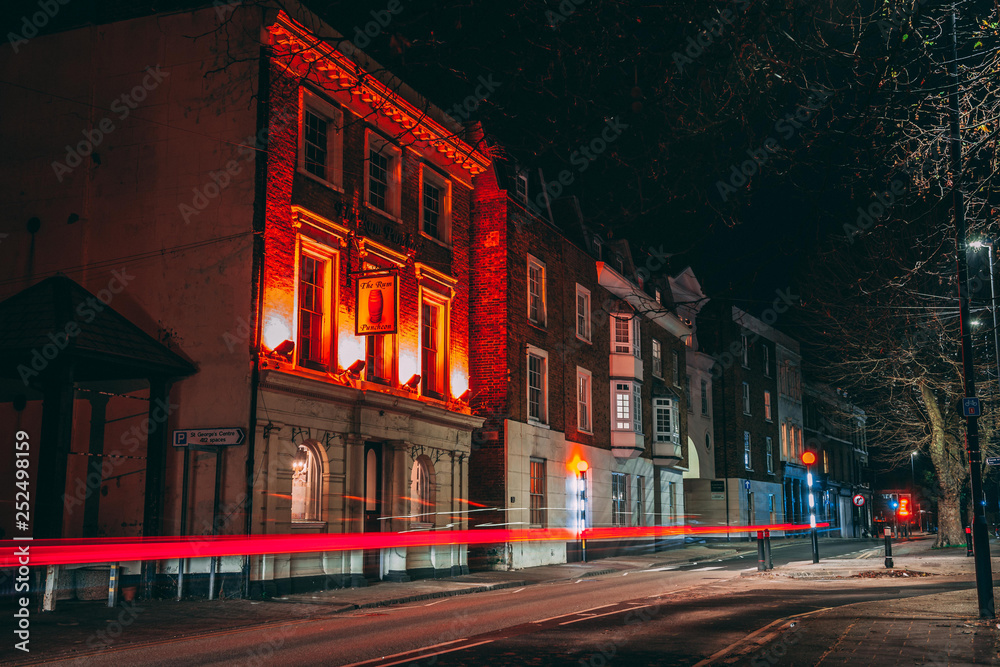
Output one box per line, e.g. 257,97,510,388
0,523,827,568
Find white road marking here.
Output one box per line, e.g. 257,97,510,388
368,640,495,667
531,603,617,624
691,566,724,571
559,604,652,626
424,599,448,606
646,566,679,572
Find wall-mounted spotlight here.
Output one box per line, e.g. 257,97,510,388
458,389,472,402
403,374,421,390
347,359,366,376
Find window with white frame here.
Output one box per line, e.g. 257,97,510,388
700,379,709,415
527,347,548,423
672,350,681,386
764,390,773,421
611,472,630,527
652,339,662,377
420,166,452,245
612,313,640,357
668,481,677,523
527,255,546,326
763,346,771,377
635,475,645,526
613,381,642,432
766,436,774,474
654,397,680,444
577,367,592,432
297,241,335,371
741,333,750,368
365,132,402,219
781,422,789,459
593,237,602,260
576,284,591,341
633,382,642,432
515,172,528,203
291,441,323,522
742,382,751,414
420,294,448,398
529,458,546,526
299,90,343,189
744,431,752,470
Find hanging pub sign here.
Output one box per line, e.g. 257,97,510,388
355,271,398,335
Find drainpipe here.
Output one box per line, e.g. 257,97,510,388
244,43,271,598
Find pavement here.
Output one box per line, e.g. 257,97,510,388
720,532,1000,665
4,534,1000,665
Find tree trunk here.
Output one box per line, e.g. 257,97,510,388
936,486,965,547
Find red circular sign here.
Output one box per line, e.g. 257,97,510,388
853,494,865,507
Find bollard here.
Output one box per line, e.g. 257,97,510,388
884,530,894,569
811,527,819,564
757,530,766,571
107,563,120,608
966,526,973,557
764,529,773,570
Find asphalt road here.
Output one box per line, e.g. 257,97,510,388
32,539,975,667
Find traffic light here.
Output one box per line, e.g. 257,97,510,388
801,451,817,466
898,497,910,517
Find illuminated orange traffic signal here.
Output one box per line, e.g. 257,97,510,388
898,497,910,517
801,451,817,466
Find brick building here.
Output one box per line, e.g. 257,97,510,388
468,166,691,569
0,3,491,596
696,303,784,531
802,382,871,537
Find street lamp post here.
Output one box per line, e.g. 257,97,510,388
969,240,1000,390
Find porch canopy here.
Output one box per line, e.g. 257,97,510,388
0,275,195,539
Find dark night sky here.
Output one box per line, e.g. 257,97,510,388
0,0,983,316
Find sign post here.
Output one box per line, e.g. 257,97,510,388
173,428,245,447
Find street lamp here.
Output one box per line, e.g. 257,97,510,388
911,451,917,488
969,239,1000,391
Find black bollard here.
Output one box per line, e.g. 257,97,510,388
884,530,894,569
764,529,773,570
757,530,766,571
966,526,973,557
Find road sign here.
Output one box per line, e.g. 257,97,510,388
987,457,1000,466
853,494,865,507
744,480,751,490
173,428,245,447
962,397,981,417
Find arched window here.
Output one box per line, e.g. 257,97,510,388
410,457,434,523
291,442,323,522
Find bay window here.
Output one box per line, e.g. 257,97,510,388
654,397,679,444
